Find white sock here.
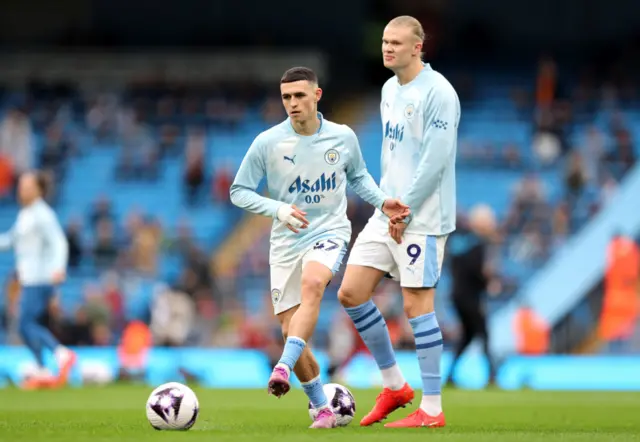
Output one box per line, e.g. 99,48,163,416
420,395,442,416
54,346,70,363
36,366,53,378
380,364,406,390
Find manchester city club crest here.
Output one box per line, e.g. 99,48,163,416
271,288,282,305
404,103,415,119
324,148,340,165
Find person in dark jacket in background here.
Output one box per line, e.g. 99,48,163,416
446,204,500,387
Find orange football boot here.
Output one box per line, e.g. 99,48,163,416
360,382,414,426
384,409,446,428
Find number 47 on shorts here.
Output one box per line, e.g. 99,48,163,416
313,239,339,251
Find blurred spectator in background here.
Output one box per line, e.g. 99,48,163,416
117,320,152,381
262,97,284,124
93,219,119,270
513,300,550,355
86,94,120,144
505,174,549,234
535,56,559,110
116,113,158,180
102,272,124,333
158,124,181,158
598,232,640,353
581,126,605,183
130,217,162,275
184,127,206,205
89,196,116,231
564,151,588,204
0,154,14,201
150,286,195,347
604,128,636,181
445,204,500,387
65,218,84,270
533,56,572,163
51,305,94,347
40,122,74,180
0,107,34,190
212,161,233,204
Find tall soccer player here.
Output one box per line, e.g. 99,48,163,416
0,172,77,389
230,67,409,429
337,16,460,428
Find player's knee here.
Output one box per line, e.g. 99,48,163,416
402,287,435,318
337,285,365,308
300,276,325,303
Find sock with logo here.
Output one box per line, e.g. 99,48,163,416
409,311,443,416
277,336,306,372
344,300,405,390
301,375,330,409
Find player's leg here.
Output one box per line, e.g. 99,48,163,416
267,254,335,401
273,239,345,379
19,285,76,388
339,228,413,426
385,234,448,429
41,286,77,386
339,265,406,389
17,286,58,388
271,260,333,390
269,238,347,428
284,260,332,339
17,287,48,366
267,261,302,397
446,297,475,386
474,305,497,385
277,306,331,423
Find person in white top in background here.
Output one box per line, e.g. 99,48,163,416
0,171,77,389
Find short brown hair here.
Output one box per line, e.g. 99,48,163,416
280,67,318,85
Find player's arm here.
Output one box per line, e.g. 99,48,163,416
399,86,459,225
346,129,409,220
0,227,14,250
230,137,308,231
42,211,69,279
345,129,392,209
230,138,283,217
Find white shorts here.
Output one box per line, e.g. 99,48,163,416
347,221,448,288
270,238,347,315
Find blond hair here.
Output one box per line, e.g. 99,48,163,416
388,16,425,43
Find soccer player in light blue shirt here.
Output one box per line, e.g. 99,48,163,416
337,16,461,428
230,67,409,429
0,172,77,389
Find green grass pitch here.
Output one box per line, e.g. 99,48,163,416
1,385,640,441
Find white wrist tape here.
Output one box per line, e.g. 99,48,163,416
277,204,304,228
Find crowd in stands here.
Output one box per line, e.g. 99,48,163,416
0,54,638,357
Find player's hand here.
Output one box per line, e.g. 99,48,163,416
51,271,66,285
277,204,309,234
382,199,410,223
389,220,407,244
